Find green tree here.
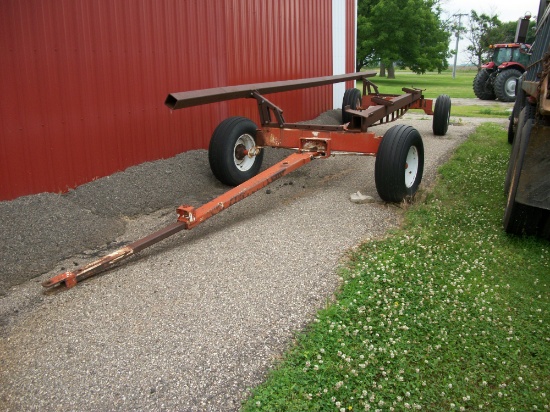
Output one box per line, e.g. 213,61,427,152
464,11,501,69
356,0,451,77
464,11,536,70
488,19,536,44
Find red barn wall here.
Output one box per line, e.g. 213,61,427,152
0,0,356,201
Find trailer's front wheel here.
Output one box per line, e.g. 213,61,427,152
208,117,264,186
432,94,451,136
375,125,424,202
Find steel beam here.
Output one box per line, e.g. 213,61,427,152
165,72,377,110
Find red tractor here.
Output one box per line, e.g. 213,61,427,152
473,42,530,102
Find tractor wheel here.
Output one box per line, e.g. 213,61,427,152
432,94,451,136
342,88,362,123
505,107,526,194
473,69,496,100
508,75,526,144
504,103,536,193
208,116,264,186
502,119,549,237
494,69,522,102
505,106,527,195
507,113,515,144
375,125,424,202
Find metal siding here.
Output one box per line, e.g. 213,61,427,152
0,0,350,201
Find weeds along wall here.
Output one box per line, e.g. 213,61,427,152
0,0,356,201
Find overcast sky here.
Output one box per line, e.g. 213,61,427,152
442,0,540,64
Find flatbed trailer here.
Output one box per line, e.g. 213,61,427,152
43,72,451,289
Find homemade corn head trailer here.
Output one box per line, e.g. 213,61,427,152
43,72,451,289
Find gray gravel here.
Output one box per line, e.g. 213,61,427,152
0,105,509,411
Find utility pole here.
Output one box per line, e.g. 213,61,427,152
452,13,468,79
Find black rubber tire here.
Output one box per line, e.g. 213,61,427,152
473,69,496,100
505,103,537,193
505,108,526,195
494,69,522,102
375,125,424,202
432,94,451,136
208,117,264,186
341,88,362,124
508,76,526,144
503,119,550,239
507,113,515,144
503,119,538,235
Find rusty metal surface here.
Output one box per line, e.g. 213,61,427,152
256,128,382,155
343,92,422,131
178,152,317,230
43,222,187,289
165,72,377,110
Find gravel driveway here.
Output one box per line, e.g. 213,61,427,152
0,105,509,411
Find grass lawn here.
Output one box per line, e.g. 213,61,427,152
449,105,511,119
357,69,477,98
242,123,549,411
354,68,511,119
409,104,511,120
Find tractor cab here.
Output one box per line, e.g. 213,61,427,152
485,43,530,70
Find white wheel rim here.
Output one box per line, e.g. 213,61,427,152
405,146,419,188
233,134,256,172
505,77,517,97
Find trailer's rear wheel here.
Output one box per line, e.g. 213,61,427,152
342,88,362,123
432,94,451,136
208,117,264,186
375,125,424,202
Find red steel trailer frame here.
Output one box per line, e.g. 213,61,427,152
43,72,450,289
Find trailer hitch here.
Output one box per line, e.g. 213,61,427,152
43,152,318,289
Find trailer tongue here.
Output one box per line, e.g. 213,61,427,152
43,72,450,289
